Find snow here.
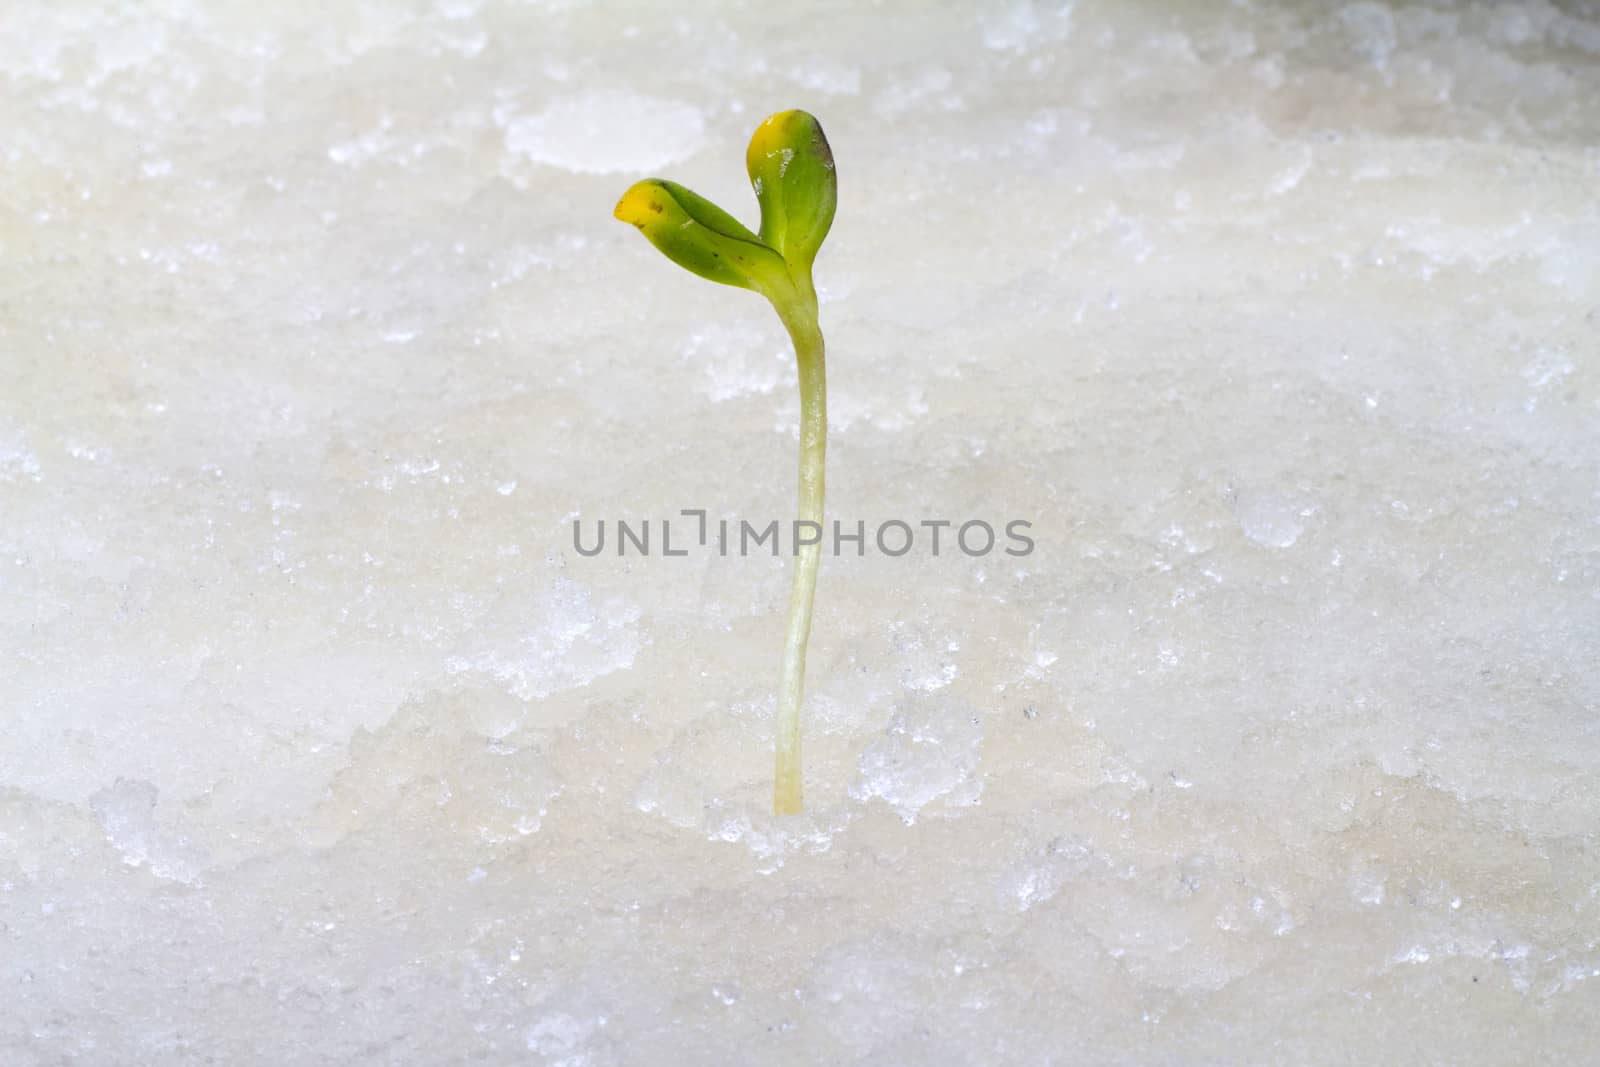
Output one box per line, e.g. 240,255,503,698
2,0,1598,1063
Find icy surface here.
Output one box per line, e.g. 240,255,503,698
3,0,1599,1063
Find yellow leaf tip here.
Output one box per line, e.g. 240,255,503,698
613,181,665,226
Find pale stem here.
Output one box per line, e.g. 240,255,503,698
772,295,825,815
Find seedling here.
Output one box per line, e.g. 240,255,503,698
614,110,836,815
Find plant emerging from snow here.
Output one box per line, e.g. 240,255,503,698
614,110,836,815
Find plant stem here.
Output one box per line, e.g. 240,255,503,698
773,294,825,815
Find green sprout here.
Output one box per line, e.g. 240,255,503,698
614,110,836,815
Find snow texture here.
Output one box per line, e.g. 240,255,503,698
2,0,1598,1063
